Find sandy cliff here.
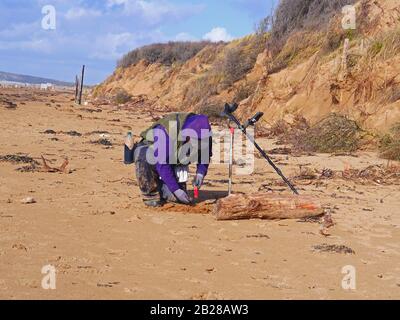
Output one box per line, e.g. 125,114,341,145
95,0,400,132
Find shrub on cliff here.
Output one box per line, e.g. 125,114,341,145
271,0,356,43
301,114,362,153
118,42,216,68
380,123,400,161
113,89,132,104
270,114,363,153
268,0,356,58
218,34,267,86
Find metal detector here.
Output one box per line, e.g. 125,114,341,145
222,103,299,195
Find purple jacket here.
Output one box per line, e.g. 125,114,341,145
152,115,212,193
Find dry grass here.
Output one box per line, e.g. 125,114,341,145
270,114,362,154
197,101,225,122
378,78,400,106
269,119,291,138
264,0,362,75
113,89,132,105
271,115,310,145
269,0,356,55
217,34,267,86
233,81,257,103
301,114,362,153
118,42,215,68
380,123,400,161
368,29,400,61
183,35,266,106
268,31,323,74
183,74,220,106
342,164,400,185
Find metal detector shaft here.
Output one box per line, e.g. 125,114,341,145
224,111,299,195
228,127,234,195
245,132,299,195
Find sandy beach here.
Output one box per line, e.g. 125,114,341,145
0,87,399,300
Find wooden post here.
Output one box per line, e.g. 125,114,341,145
78,65,85,105
213,193,324,221
74,75,79,104
341,38,350,79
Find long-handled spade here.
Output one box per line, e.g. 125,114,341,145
222,103,299,195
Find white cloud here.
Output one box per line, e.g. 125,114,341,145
0,22,40,38
90,32,137,60
174,32,198,42
203,27,234,42
107,0,128,7
65,8,102,20
0,38,52,53
90,29,169,60
107,0,203,25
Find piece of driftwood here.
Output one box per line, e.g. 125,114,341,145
41,156,70,173
213,193,324,221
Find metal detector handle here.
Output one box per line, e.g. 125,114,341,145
252,112,264,123
244,112,264,129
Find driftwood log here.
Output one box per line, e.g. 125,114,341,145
213,193,324,221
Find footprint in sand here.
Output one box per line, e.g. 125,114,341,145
12,244,28,252
151,217,167,225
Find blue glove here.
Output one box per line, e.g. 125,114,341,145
174,189,192,205
192,173,204,189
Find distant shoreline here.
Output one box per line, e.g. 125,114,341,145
0,70,74,87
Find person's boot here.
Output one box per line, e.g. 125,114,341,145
143,199,164,207
142,191,164,207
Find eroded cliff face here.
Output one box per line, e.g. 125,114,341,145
96,43,226,110
237,0,400,131
96,0,400,132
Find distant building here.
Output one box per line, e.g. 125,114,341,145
0,80,28,88
0,81,70,91
40,83,54,90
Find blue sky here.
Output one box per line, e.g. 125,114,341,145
0,0,275,84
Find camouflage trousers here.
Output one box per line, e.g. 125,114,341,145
134,143,186,207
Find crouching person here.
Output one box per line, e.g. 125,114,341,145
124,113,212,207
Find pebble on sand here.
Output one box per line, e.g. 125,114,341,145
21,197,36,204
